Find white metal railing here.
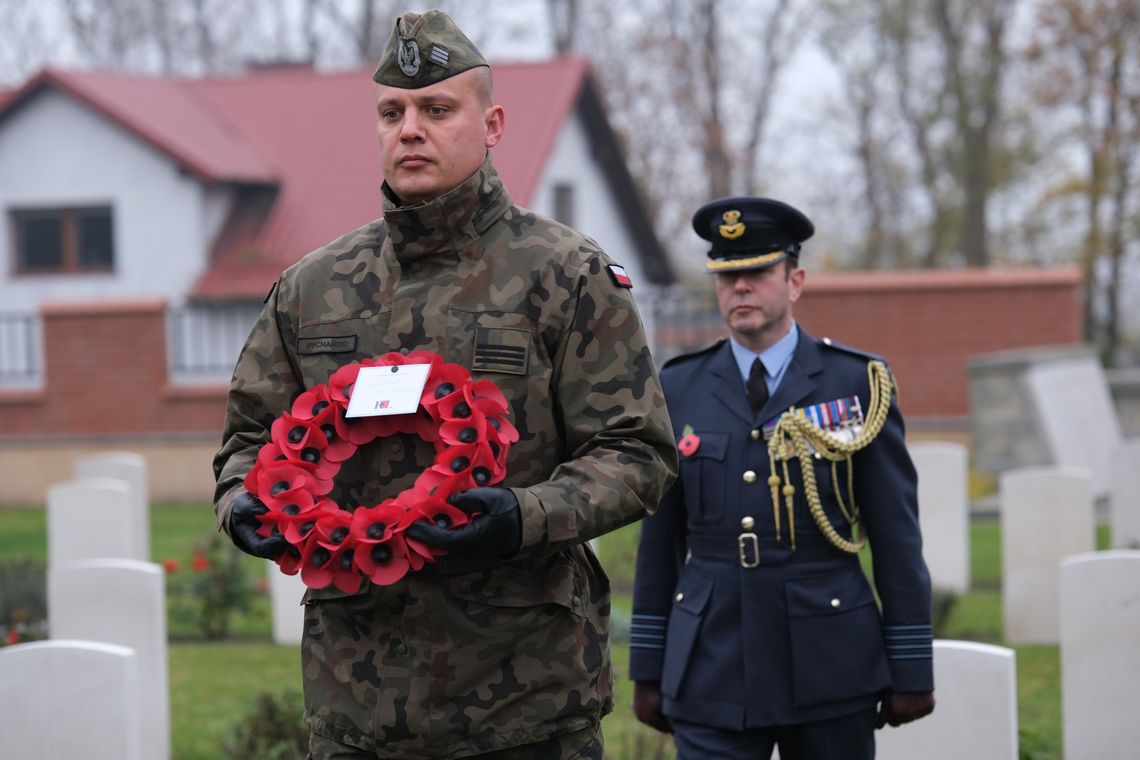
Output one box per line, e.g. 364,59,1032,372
0,312,42,389
167,303,261,384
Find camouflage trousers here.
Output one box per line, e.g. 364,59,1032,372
308,723,604,759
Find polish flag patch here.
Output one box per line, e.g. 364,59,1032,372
607,265,633,288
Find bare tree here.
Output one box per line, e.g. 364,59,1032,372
546,0,579,54
1027,0,1140,361
817,0,916,267
932,0,1014,266
0,1,55,84
818,0,1019,268
540,0,803,270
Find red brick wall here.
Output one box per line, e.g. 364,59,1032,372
795,267,1083,418
0,268,1083,440
0,300,226,437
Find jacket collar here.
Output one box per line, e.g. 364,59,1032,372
709,326,824,425
381,154,512,264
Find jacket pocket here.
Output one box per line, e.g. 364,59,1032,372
784,569,891,706
679,431,728,524
447,553,584,618
660,570,714,698
445,554,605,721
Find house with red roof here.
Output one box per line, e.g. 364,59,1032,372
0,59,674,378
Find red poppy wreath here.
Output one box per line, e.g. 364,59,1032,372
243,350,517,593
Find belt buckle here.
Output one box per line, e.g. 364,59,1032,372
738,531,759,568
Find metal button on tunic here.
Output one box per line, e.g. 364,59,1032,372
742,470,757,484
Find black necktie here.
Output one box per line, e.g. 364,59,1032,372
747,357,768,414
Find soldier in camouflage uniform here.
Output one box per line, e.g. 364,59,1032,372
212,9,677,760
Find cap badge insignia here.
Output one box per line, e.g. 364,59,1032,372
398,39,421,76
719,209,745,240
429,44,450,67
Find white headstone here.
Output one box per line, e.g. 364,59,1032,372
1000,466,1095,644
48,559,170,760
74,451,149,560
47,477,136,568
1025,358,1123,500
1110,440,1140,548
270,562,306,645
910,441,971,593
1060,551,1140,759
877,640,1018,760
0,639,142,760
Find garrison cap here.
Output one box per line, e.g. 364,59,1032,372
373,10,489,88
692,196,814,274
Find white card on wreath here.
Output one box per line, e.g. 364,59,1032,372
344,363,432,418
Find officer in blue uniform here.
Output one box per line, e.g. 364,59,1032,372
630,197,935,759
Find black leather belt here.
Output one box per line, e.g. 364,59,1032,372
687,532,843,567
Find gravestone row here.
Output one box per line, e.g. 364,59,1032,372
3,449,1140,758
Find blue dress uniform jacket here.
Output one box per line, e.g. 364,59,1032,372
630,328,933,730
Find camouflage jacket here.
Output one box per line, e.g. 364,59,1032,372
212,157,677,758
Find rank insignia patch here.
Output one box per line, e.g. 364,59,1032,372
607,264,633,288
472,327,529,375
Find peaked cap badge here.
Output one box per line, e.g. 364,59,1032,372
398,38,420,76
719,209,745,240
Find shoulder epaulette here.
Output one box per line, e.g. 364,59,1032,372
662,339,726,370
817,336,885,364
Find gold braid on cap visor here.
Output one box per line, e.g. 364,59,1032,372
705,249,787,272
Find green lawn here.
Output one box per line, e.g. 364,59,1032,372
0,505,1110,759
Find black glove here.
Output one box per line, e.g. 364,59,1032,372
405,487,522,559
228,490,288,560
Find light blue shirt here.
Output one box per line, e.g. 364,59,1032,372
728,322,799,395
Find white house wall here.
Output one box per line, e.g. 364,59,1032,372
0,90,211,311
531,110,650,290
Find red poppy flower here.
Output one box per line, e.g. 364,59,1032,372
258,489,321,538
253,442,291,471
278,542,305,576
6,630,19,645
429,442,502,489
467,379,509,413
356,532,411,586
328,363,364,405
313,509,354,551
439,414,487,447
279,497,333,544
349,500,405,546
292,387,357,462
290,385,335,421
161,558,180,573
678,433,701,457
403,495,471,568
485,414,520,445
191,550,209,572
421,363,472,411
299,533,359,593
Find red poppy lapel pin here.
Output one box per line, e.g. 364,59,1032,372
677,424,700,457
